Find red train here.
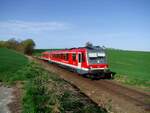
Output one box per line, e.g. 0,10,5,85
41,46,112,78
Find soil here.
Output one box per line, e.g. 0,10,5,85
0,85,13,113
0,82,22,113
30,56,150,113
7,82,22,113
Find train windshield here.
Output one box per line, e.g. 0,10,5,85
88,52,106,64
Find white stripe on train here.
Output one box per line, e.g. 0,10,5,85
40,57,107,71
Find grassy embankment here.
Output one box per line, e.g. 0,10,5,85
34,49,150,90
0,48,106,113
107,49,150,90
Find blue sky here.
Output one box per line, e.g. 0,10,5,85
0,0,150,51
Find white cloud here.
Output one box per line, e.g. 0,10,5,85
0,20,70,35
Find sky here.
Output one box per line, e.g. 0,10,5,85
0,0,150,51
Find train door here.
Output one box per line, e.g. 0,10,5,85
78,53,82,68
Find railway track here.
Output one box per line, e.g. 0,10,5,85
29,56,150,113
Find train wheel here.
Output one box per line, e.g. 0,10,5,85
107,73,114,79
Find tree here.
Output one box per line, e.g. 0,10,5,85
85,41,93,48
0,38,36,55
21,39,35,55
0,41,6,47
5,38,20,49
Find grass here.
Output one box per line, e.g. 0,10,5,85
0,48,106,113
22,62,106,113
107,49,150,89
0,48,28,82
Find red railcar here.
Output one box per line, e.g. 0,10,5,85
41,46,112,78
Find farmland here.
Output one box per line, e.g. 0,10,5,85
107,49,150,89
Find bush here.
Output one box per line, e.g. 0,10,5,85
21,63,107,113
0,38,35,55
23,70,51,113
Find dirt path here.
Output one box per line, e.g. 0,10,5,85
0,85,13,113
30,56,150,113
0,83,21,113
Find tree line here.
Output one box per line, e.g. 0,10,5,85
0,38,35,55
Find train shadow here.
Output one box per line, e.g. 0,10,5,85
82,71,116,80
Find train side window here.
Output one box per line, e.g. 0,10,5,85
78,53,82,63
60,54,63,59
82,53,85,62
63,54,65,60
66,53,69,61
62,54,64,59
72,53,76,61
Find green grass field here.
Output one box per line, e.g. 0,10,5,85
107,49,150,88
0,48,28,81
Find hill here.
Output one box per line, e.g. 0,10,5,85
0,48,28,81
107,49,150,89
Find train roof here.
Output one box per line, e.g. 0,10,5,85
42,46,105,54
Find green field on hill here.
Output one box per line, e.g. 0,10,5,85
107,49,150,89
0,48,28,82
